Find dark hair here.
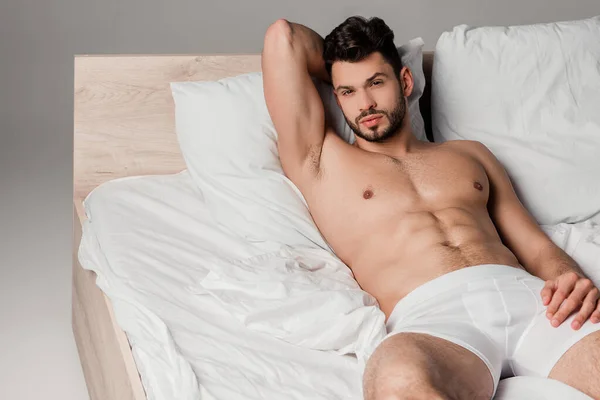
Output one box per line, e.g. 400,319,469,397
323,16,402,79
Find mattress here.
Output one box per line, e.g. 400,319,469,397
77,170,598,400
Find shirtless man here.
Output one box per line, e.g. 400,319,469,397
261,16,600,400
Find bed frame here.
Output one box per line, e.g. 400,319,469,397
72,51,434,400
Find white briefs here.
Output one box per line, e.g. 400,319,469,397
382,264,600,397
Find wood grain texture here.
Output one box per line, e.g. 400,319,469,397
72,204,146,400
73,54,262,202
72,51,434,400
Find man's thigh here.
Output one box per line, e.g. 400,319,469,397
363,332,494,400
548,330,600,399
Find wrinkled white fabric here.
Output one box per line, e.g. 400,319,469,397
78,171,378,400
193,245,386,364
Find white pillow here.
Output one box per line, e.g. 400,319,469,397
432,16,600,225
170,38,427,253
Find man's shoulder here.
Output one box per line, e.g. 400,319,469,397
442,139,486,150
442,139,494,161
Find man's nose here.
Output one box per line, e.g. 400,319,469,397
359,91,377,112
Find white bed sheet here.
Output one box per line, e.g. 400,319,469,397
77,170,598,400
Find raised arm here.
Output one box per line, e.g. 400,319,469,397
262,19,331,188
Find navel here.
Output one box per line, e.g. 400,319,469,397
363,189,374,199
440,240,459,250
473,181,483,191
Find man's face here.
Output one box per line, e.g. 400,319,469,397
332,52,407,143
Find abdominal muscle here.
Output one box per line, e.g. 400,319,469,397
338,206,523,320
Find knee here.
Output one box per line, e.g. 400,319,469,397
364,338,450,400
364,365,451,400
366,384,451,400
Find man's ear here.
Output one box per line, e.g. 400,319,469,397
398,66,414,98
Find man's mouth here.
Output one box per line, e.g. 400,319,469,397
360,115,383,127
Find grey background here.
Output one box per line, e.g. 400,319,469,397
1,1,599,399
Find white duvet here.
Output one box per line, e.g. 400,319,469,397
78,171,599,400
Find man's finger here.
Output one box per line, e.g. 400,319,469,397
547,290,567,319
591,299,600,324
571,288,599,330
541,281,555,306
546,276,578,318
550,279,591,327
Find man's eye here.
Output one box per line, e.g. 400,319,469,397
372,80,383,86
342,90,353,96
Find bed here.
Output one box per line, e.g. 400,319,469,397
72,52,598,400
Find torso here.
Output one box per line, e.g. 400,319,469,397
301,133,523,320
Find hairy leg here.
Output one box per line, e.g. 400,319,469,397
363,333,494,400
548,330,600,399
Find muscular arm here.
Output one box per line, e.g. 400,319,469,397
262,19,331,188
468,141,585,281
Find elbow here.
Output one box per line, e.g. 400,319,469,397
266,19,291,38
264,19,293,51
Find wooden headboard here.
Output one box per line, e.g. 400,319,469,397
73,52,434,214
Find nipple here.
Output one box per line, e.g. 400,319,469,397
363,189,374,199
473,181,483,191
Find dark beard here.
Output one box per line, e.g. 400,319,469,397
344,96,407,143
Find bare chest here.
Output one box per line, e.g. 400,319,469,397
312,149,489,215
301,146,490,260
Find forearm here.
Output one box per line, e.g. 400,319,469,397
287,21,330,82
282,20,331,83
527,242,586,281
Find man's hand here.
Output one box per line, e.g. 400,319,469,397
542,271,600,330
